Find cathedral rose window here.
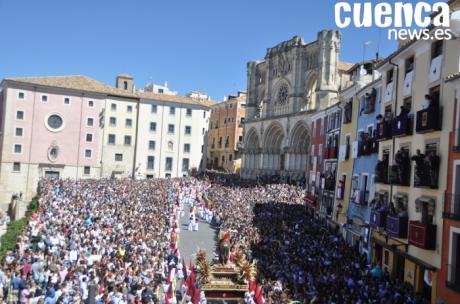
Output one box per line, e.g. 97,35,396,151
277,84,289,105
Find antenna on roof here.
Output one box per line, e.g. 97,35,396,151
376,28,382,60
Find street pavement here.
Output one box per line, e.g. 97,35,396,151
178,207,217,265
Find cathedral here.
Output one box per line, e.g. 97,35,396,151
240,30,352,182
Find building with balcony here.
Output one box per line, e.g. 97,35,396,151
370,8,460,302
306,111,327,210
320,102,341,218
207,92,246,173
438,72,460,303
334,61,378,231
346,80,382,259
240,31,353,183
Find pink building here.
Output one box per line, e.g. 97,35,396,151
0,76,107,206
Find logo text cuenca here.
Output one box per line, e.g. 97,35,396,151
335,2,453,41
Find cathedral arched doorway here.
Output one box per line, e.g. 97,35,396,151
287,121,309,180
243,128,261,172
262,122,285,173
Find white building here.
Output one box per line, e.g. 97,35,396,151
135,92,213,178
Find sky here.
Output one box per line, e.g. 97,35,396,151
0,0,443,100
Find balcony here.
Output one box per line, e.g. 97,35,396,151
375,121,392,141
446,264,460,293
358,141,371,156
324,176,336,192
386,214,408,238
375,159,389,184
389,149,411,186
370,210,387,228
412,153,440,189
443,193,460,221
325,146,338,159
389,164,411,186
416,106,442,134
392,115,413,137
408,221,436,250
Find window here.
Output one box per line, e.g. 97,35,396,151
41,95,48,102
124,135,132,146
224,118,227,124
229,154,233,161
158,88,164,94
150,122,157,132
108,134,116,145
87,117,94,126
387,69,394,84
84,149,92,158
64,97,71,105
14,144,22,154
111,103,117,111
432,40,443,59
186,108,192,116
127,105,133,113
88,100,94,107
185,126,191,135
16,111,24,120
168,124,175,134
182,158,190,172
123,81,128,90
319,144,323,163
165,157,173,171
15,128,23,137
18,92,25,99
151,104,157,113
169,107,176,115
149,140,156,150
83,166,90,175
147,156,155,170
405,56,414,73
184,143,190,153
203,111,206,118
46,114,64,131
13,162,20,172
202,128,205,135
115,153,123,161
125,118,132,128
109,117,117,126
86,134,93,142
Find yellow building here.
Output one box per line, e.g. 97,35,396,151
101,74,139,178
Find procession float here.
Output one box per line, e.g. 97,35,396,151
193,231,258,303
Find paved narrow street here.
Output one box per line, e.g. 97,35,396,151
178,207,217,265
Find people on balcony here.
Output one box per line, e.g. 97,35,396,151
422,94,433,110
411,149,439,188
392,148,411,185
375,154,389,183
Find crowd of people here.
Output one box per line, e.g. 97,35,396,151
0,178,207,304
0,175,426,304
206,179,424,303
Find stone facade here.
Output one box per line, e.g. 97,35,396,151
241,30,351,182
